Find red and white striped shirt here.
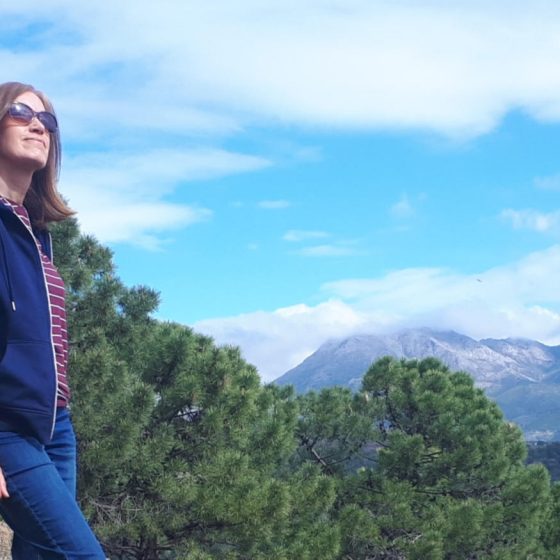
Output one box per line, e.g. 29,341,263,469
0,196,70,407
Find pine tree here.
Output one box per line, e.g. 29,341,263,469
52,219,556,558
337,357,552,559
540,482,560,558
51,219,339,559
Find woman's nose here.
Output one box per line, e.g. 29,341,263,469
29,117,45,133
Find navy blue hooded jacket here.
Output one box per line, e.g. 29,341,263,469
0,203,58,444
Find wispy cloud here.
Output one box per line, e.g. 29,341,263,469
6,2,560,249
390,194,415,219
283,229,362,257
292,146,323,162
64,149,270,193
534,174,560,191
296,244,363,257
500,208,560,234
6,2,560,140
258,200,291,209
79,204,211,250
282,228,364,257
196,245,560,381
61,148,268,246
283,229,330,242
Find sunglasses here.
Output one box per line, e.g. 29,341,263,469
6,102,58,133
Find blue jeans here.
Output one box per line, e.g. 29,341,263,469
0,408,106,559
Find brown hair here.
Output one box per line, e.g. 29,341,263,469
0,81,74,228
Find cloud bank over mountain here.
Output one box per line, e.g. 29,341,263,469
196,245,560,381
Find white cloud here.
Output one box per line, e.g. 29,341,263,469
501,208,560,234
6,1,560,249
296,244,363,257
78,203,211,249
282,229,365,258
60,148,268,246
292,146,323,162
390,194,415,219
63,148,269,195
195,245,560,381
534,174,560,191
283,231,363,257
5,1,560,139
258,200,291,209
195,300,369,381
323,246,560,312
283,229,330,242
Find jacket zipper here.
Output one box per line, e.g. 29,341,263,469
40,231,59,439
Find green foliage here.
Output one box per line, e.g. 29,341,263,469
52,219,558,559
340,357,552,559
528,441,560,481
51,219,339,559
540,483,560,558
294,357,553,559
294,387,377,475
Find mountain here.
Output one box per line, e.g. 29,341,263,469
274,328,560,441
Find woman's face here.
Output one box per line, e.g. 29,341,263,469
0,91,51,173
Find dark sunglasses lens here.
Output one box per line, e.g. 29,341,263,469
7,103,57,133
8,103,33,122
37,113,58,133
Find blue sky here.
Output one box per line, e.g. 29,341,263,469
3,1,560,380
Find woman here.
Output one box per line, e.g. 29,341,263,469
0,82,106,559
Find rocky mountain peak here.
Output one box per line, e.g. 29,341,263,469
274,328,560,441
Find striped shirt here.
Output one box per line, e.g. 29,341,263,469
0,196,70,407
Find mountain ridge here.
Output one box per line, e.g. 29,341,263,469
274,328,560,441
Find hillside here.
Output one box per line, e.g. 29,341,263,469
274,328,560,441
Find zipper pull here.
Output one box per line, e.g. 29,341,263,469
11,301,16,311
